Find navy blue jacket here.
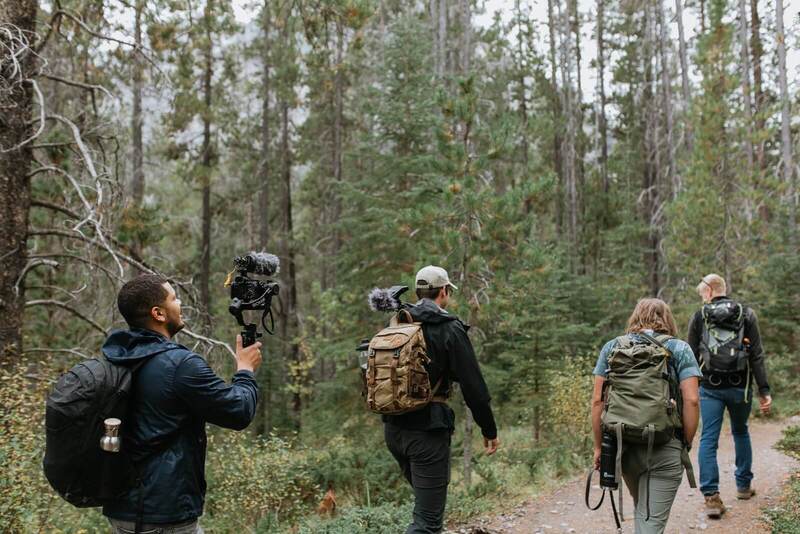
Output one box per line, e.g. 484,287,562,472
101,328,258,523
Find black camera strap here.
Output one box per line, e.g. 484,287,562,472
584,468,622,532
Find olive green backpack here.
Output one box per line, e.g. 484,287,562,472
601,332,697,521
365,309,443,415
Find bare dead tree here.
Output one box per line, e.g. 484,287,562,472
0,6,38,362
776,0,796,242
737,0,754,170
0,4,235,367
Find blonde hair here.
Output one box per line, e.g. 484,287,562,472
696,273,727,296
626,298,678,337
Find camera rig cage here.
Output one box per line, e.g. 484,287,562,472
224,252,280,347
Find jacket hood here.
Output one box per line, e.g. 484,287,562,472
102,328,181,364
405,299,461,326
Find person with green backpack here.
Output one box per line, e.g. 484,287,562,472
591,298,701,533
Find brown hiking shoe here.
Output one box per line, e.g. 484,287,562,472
704,493,726,519
737,487,756,500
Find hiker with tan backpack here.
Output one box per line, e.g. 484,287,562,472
365,265,499,534
589,298,701,534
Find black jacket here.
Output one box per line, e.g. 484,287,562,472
101,328,258,523
687,296,770,395
383,299,498,440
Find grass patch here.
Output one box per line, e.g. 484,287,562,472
764,425,800,533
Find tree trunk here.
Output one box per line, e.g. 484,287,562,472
131,0,145,212
737,0,754,170
280,97,301,426
776,0,796,242
750,0,765,170
657,0,678,196
258,0,271,251
0,0,37,363
199,0,214,327
674,0,693,151
596,0,609,194
548,0,564,236
699,0,706,34
438,0,447,77
258,0,273,434
460,0,471,74
558,0,578,258
644,0,662,296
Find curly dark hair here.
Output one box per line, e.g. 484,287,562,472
117,274,169,329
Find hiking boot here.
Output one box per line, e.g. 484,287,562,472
737,487,756,500
704,493,726,519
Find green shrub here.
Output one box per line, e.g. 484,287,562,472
284,501,413,534
0,357,107,533
204,431,318,530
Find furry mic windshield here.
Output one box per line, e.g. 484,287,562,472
368,288,400,312
248,252,281,276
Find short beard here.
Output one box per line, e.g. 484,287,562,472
166,319,185,338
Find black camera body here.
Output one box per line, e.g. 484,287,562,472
228,252,280,347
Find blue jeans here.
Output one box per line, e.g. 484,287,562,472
698,385,753,495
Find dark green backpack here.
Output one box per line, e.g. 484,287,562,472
602,333,682,446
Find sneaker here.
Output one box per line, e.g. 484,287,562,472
737,487,756,500
704,493,726,519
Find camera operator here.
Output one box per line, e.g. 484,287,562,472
102,274,262,534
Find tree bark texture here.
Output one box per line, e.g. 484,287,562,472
737,0,754,170
596,0,609,194
749,0,765,170
0,0,37,362
131,0,145,209
657,0,678,196
199,0,214,327
775,0,796,241
674,0,693,151
548,0,564,237
258,0,271,251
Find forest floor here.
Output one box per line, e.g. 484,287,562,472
452,419,798,534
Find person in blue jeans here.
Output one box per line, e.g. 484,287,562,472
688,274,772,520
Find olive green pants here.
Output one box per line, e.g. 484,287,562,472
620,438,684,534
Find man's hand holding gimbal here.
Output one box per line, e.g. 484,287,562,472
235,334,263,373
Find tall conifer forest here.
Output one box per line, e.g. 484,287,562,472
1,0,799,531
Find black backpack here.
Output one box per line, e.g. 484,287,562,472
43,357,148,507
699,300,748,375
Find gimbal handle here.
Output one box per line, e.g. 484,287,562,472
229,298,262,348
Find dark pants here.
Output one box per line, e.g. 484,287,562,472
384,425,451,534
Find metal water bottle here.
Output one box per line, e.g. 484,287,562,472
600,431,618,489
100,418,122,453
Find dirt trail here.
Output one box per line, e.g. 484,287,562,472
455,419,797,534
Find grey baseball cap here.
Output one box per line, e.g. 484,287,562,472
415,265,458,290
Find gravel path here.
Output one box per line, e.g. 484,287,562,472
453,419,797,534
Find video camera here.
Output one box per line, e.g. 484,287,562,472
226,252,280,347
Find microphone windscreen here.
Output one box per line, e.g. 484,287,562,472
250,252,280,276
368,287,399,312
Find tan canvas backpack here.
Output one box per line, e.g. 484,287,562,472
366,309,443,415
